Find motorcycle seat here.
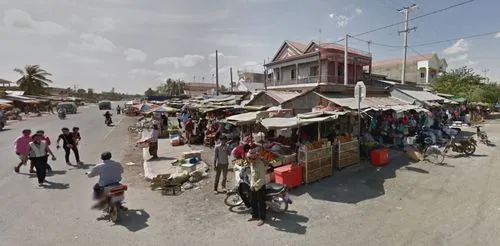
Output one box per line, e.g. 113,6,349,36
265,183,285,193
103,184,127,195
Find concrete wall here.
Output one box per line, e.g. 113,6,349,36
372,61,421,84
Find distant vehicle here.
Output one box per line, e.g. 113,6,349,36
56,102,77,114
0,110,6,130
98,100,112,110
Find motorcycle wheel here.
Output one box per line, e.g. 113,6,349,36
269,197,288,214
424,146,445,164
464,144,476,156
109,203,120,223
224,192,243,207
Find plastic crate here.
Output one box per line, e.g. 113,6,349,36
274,164,303,189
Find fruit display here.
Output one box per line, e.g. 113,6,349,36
232,159,250,167
337,134,353,143
260,150,277,161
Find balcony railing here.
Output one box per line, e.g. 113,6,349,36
269,75,357,86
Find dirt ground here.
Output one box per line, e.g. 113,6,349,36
120,128,239,205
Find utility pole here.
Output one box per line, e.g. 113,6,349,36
263,60,268,91
398,4,418,85
482,68,489,80
344,34,350,85
215,50,219,95
230,67,233,92
367,41,372,53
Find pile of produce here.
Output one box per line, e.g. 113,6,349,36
233,159,250,167
304,140,324,150
260,150,277,161
337,135,352,143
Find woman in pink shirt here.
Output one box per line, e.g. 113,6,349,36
14,129,32,173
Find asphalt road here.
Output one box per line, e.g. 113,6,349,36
1,106,500,246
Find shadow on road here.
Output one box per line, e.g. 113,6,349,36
267,210,308,235
148,157,175,162
290,150,439,204
42,181,70,189
114,209,150,232
69,163,95,170
403,166,430,174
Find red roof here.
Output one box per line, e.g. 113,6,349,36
372,53,434,67
287,41,308,53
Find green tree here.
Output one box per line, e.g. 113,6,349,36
219,85,228,92
13,64,53,95
432,66,483,100
145,88,156,97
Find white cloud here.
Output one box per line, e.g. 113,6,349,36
92,17,118,32
128,68,164,81
69,33,116,53
154,54,205,68
495,32,500,38
444,39,469,55
124,48,147,62
71,15,118,32
3,9,66,35
56,52,100,63
329,7,362,28
167,72,187,80
448,54,468,62
209,52,237,59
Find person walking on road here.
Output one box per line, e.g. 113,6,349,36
24,133,56,186
213,135,230,194
147,124,159,160
33,130,53,173
72,127,81,146
14,129,32,173
57,127,83,165
247,146,267,227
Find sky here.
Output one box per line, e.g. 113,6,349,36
0,0,499,94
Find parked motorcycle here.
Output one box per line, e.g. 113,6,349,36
476,126,490,144
443,136,476,156
224,166,292,213
58,112,66,120
96,184,128,223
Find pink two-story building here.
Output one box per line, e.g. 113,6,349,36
265,40,372,89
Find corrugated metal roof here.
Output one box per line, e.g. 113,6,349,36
316,92,410,110
265,91,301,103
398,89,445,102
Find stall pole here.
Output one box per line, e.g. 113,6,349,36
357,89,361,164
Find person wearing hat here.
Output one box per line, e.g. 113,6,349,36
23,133,56,186
86,151,123,209
247,146,267,226
148,124,159,159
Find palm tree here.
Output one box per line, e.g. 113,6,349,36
14,64,53,95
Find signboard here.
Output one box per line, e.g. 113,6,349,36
354,81,366,102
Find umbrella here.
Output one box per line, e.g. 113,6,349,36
145,106,178,114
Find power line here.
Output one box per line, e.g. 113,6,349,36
352,0,476,37
350,30,500,49
412,31,500,47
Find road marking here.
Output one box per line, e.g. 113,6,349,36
103,117,125,140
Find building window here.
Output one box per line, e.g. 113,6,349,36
276,71,280,80
291,69,296,80
310,66,318,76
420,72,425,78
338,64,344,76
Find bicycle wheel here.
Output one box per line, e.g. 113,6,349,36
424,146,445,164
